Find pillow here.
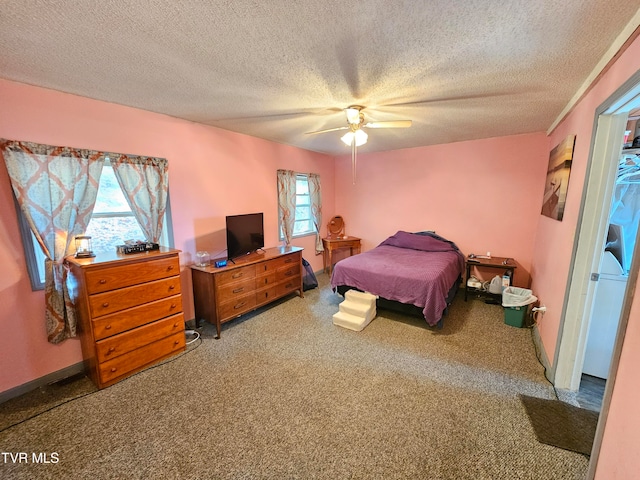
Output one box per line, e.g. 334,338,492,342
379,230,457,252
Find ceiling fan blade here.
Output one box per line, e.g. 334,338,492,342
306,126,349,135
363,120,412,129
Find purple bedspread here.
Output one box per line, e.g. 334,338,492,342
330,231,465,326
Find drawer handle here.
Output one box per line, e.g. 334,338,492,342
174,322,179,328
263,265,268,271
232,272,243,279
234,301,246,310
174,340,180,345
169,285,175,290
102,302,109,308
105,324,112,330
285,258,293,263
108,347,115,353
167,265,174,271
170,303,177,309
99,279,107,284
110,367,117,373
232,287,244,294
264,278,269,284
286,283,293,288
285,270,293,277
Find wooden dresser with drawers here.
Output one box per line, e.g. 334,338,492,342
190,246,303,338
66,247,185,389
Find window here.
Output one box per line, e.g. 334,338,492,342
17,159,173,290
85,161,146,253
280,174,315,239
293,174,314,236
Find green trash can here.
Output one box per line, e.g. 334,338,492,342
504,305,529,328
502,287,537,328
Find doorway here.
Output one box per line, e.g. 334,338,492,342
554,75,640,392
582,122,640,390
553,70,640,475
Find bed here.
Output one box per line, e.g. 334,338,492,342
330,230,465,327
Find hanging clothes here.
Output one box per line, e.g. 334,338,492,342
610,153,640,272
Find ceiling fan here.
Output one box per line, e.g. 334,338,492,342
306,105,412,183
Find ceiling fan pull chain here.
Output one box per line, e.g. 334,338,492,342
352,139,357,185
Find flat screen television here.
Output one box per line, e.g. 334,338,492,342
226,213,265,260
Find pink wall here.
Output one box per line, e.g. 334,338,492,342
334,133,549,287
529,33,640,479
596,279,640,478
0,79,335,393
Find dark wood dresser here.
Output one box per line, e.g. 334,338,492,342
190,246,303,338
66,247,185,389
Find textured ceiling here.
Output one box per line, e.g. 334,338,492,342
1,1,639,155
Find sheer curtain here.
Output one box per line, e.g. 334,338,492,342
1,140,104,343
277,169,296,245
111,155,168,242
308,173,324,254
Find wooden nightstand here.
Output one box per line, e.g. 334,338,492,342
464,255,516,301
322,236,361,275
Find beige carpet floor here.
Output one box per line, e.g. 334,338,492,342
0,273,590,479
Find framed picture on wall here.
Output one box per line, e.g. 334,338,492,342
541,134,576,221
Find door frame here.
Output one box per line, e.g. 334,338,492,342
553,112,628,391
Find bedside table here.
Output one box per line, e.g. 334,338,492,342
464,255,516,301
322,236,361,275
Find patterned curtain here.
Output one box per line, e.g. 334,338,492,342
111,155,168,242
277,169,297,245
308,173,324,254
1,140,104,343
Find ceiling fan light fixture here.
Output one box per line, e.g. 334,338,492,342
341,129,368,147
340,131,354,146
345,107,362,125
